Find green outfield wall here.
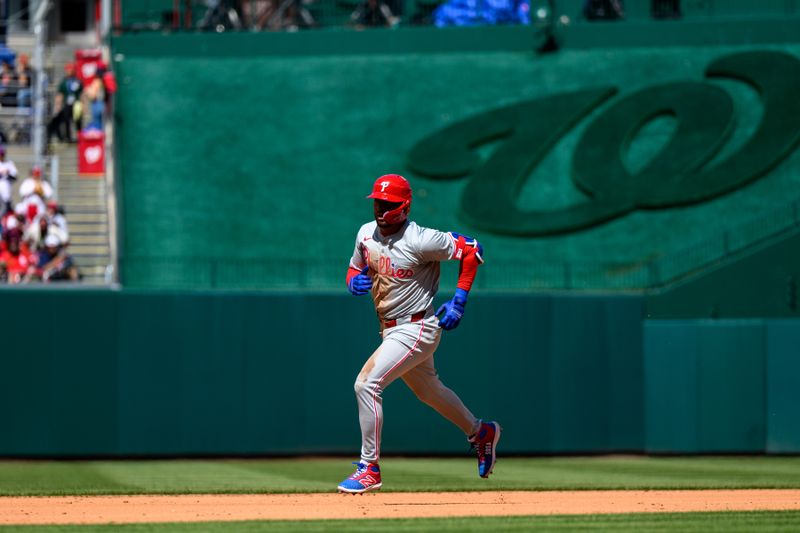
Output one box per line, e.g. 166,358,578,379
645,228,800,319
1,289,799,456
644,319,800,454
110,28,800,292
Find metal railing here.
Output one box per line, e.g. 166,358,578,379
119,196,800,292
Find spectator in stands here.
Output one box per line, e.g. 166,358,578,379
21,213,43,249
45,200,69,242
19,166,52,200
84,68,106,130
24,215,53,251
240,0,315,30
240,0,278,29
0,209,21,238
0,227,35,284
15,53,32,108
23,213,69,253
98,63,117,120
0,146,19,214
15,186,46,225
48,63,83,143
0,62,16,107
26,233,79,282
351,0,397,27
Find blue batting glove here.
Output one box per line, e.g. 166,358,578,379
348,265,372,296
436,288,468,330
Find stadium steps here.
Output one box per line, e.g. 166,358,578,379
51,143,111,284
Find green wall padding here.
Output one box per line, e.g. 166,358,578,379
0,291,119,455
2,289,800,456
0,290,645,456
644,320,766,453
765,321,800,453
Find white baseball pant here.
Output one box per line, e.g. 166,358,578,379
354,313,480,464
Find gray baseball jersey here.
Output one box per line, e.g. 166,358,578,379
349,220,456,322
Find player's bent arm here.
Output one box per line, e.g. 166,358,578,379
436,233,484,330
449,232,484,293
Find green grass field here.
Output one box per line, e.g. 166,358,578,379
3,512,800,533
1,457,799,531
1,456,799,496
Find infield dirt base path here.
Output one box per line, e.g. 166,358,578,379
1,490,800,525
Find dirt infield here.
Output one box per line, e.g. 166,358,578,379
1,490,799,525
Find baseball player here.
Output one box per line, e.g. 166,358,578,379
337,174,501,494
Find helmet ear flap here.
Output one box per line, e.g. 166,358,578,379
383,200,410,224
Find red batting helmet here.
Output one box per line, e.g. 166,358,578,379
367,174,412,224
367,174,411,203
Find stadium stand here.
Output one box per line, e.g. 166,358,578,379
0,161,80,284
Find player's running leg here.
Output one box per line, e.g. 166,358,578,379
403,357,501,478
402,356,480,435
339,319,440,493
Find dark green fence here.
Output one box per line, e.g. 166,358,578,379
644,320,800,453
1,288,798,456
0,290,644,456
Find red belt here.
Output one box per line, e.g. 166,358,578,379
383,310,427,329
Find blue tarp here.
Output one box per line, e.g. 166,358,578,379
434,0,530,26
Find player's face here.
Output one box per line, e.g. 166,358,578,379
374,199,403,227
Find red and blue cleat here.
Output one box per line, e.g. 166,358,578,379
337,462,382,494
470,421,502,478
